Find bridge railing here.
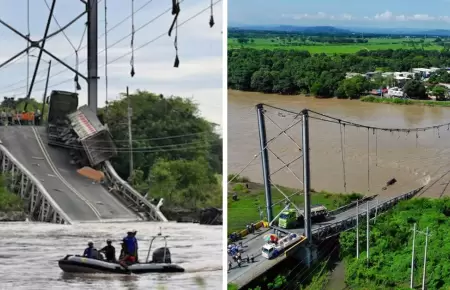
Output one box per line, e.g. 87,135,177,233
313,187,422,240
103,161,168,222
0,143,72,224
328,195,378,216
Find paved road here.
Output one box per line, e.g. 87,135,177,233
227,198,384,287
0,126,138,222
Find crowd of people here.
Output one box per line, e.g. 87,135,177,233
0,109,42,126
82,230,139,269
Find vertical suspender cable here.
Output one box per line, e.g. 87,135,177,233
104,0,109,117
26,0,30,99
339,121,347,192
209,0,215,27
130,0,135,77
367,128,370,193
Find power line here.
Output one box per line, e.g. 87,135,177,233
28,0,222,94
0,0,157,93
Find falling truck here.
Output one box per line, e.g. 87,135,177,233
278,205,329,229
66,105,117,167
46,90,117,168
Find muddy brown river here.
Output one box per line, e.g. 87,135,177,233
228,90,450,199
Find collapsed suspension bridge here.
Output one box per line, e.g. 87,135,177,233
0,0,221,224
227,103,450,289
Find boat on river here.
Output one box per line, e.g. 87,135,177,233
58,234,185,274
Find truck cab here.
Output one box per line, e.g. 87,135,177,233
278,209,298,229
278,205,329,229
261,243,278,259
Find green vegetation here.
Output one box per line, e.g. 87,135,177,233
228,175,362,234
228,30,446,53
361,96,450,107
228,47,450,100
0,175,24,212
0,91,222,212
102,90,222,209
340,198,450,289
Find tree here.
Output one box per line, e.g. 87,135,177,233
403,79,427,99
432,85,448,101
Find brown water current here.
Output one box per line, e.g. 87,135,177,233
228,90,450,199
0,222,222,290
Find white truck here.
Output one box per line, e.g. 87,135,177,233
261,233,303,259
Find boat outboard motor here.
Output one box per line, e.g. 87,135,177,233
152,247,171,263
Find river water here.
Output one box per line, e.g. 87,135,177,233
229,90,450,198
0,222,222,290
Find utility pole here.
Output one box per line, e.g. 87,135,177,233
126,86,133,177
410,223,416,289
366,201,370,265
87,0,99,113
256,103,273,222
422,227,430,290
410,224,432,289
356,199,359,259
301,109,312,242
41,60,51,118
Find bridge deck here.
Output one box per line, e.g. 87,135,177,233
0,126,138,222
227,196,407,288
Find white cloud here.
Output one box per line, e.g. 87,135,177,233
283,10,450,23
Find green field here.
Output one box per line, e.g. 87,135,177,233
361,96,450,107
228,178,362,234
228,37,442,54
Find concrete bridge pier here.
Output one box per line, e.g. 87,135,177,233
293,243,318,268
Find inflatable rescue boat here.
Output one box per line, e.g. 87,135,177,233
58,234,185,274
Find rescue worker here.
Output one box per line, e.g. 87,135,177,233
131,230,139,262
119,231,137,267
99,239,116,262
83,241,99,259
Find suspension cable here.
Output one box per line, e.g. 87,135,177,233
130,0,135,77
268,148,304,186
339,121,347,192
104,0,109,117
209,0,215,27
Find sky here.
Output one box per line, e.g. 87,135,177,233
0,0,223,126
229,0,450,30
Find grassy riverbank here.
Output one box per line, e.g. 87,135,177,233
227,175,362,234
361,96,450,107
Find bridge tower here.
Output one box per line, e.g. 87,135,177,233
86,0,99,113
256,103,273,222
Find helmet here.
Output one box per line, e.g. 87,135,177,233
106,239,112,243
88,241,93,246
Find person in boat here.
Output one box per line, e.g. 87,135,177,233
83,242,99,259
120,231,137,266
99,239,116,262
132,230,139,262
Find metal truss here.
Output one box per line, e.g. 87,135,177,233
0,144,71,224
312,187,423,241
103,161,168,222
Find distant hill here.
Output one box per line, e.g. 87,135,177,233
419,29,450,37
230,25,355,34
229,25,450,37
